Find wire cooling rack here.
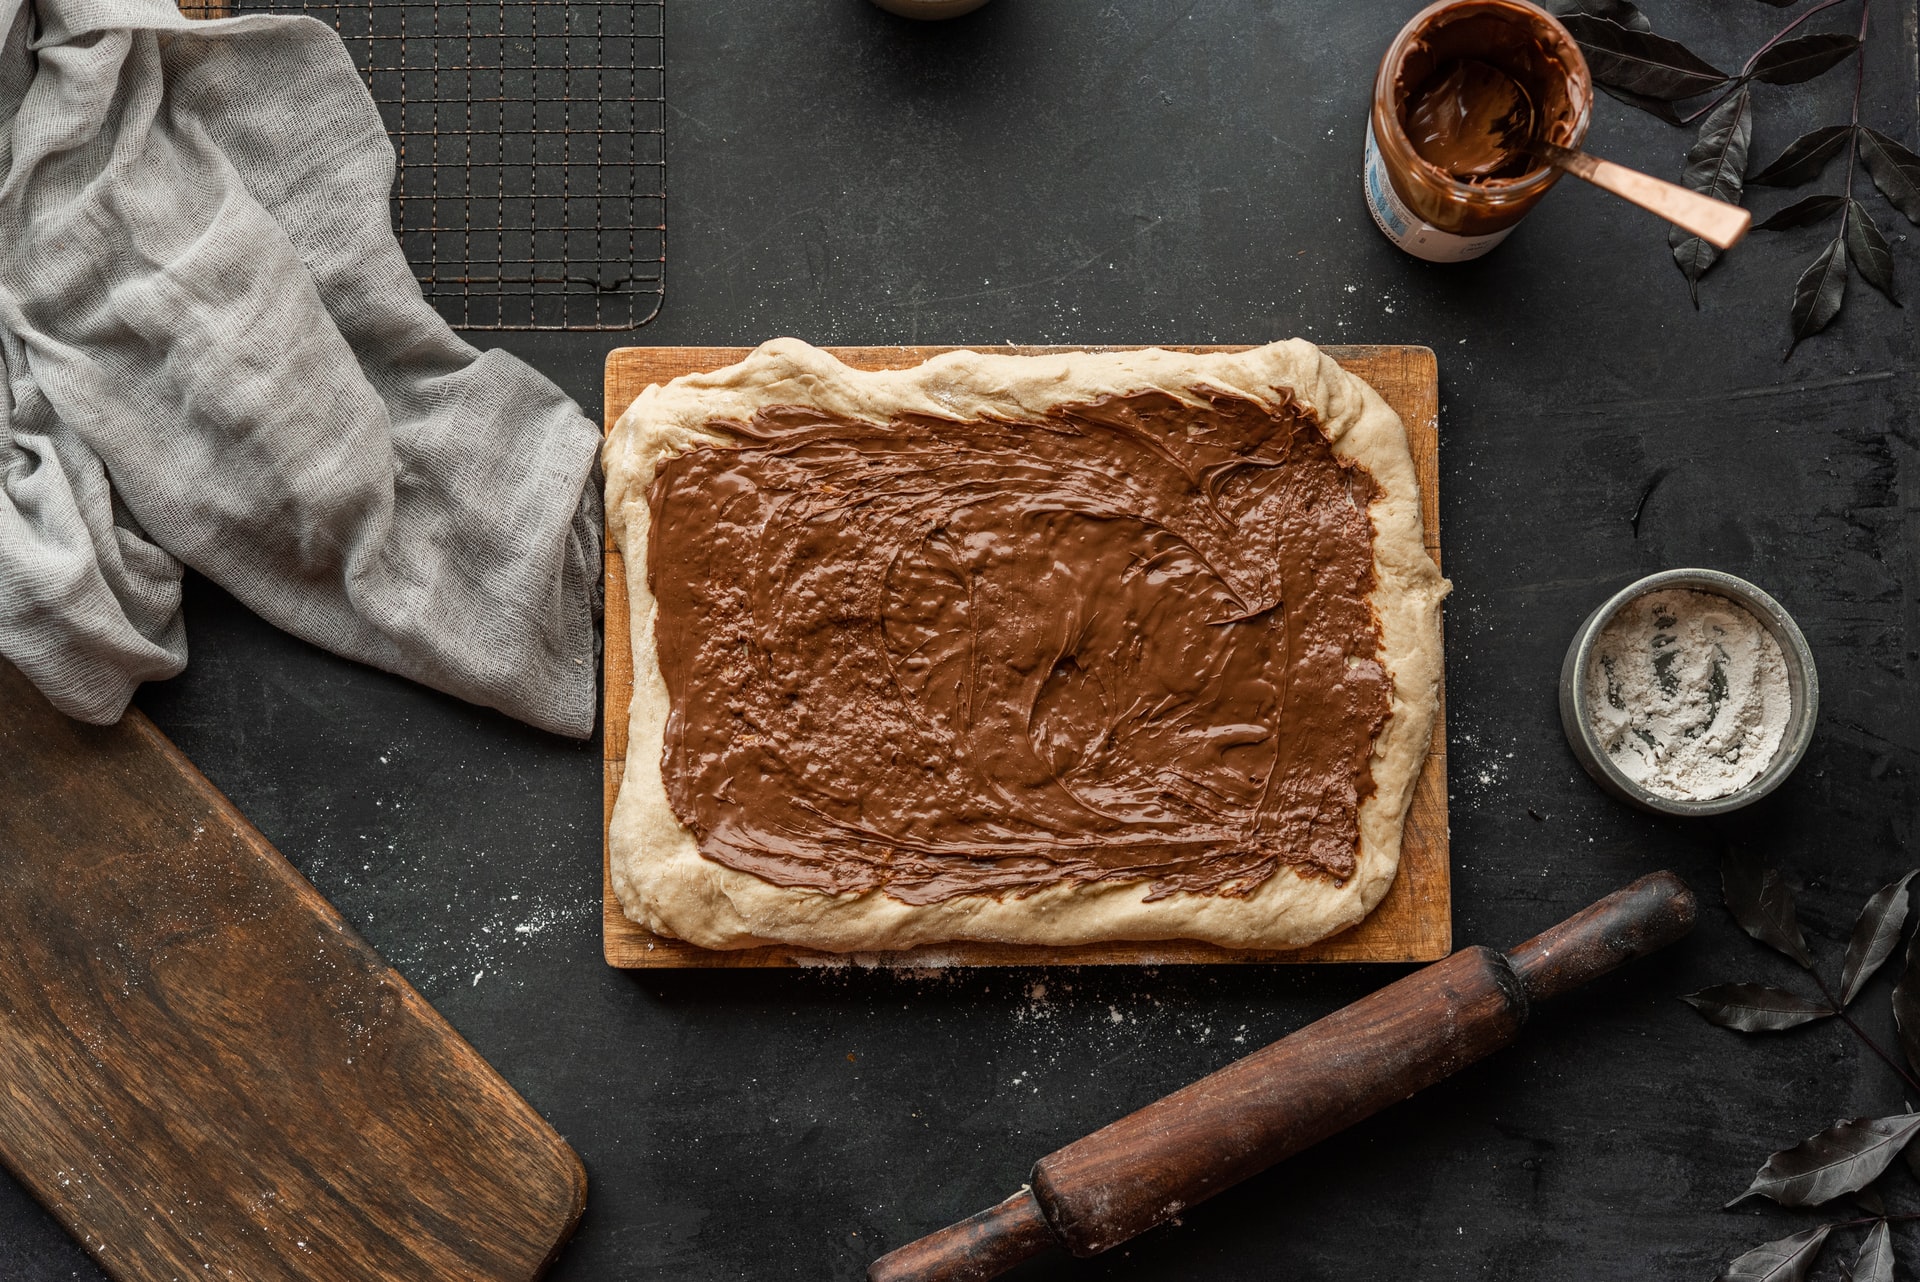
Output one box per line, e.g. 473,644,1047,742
233,0,664,330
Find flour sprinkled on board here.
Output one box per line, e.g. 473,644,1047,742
1584,589,1791,801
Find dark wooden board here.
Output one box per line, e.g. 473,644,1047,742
0,662,586,1282
602,344,1449,967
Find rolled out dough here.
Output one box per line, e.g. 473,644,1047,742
602,339,1449,952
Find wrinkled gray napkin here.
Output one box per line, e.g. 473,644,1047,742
0,0,602,737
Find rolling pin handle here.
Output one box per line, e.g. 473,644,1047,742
866,873,1697,1280
1503,870,1696,1005
866,1187,1056,1282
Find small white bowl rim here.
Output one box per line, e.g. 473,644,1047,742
1559,568,1820,817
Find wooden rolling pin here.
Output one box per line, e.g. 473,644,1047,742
869,871,1696,1281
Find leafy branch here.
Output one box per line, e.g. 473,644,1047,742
1555,0,1919,356
1683,846,1920,1279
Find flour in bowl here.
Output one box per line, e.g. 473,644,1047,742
1584,589,1792,801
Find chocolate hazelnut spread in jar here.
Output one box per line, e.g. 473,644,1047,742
1364,0,1592,262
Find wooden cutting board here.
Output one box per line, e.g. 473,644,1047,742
0,661,586,1281
602,345,1449,967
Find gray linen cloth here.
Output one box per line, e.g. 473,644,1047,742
0,0,603,737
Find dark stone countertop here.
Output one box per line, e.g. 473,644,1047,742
6,2,1920,1278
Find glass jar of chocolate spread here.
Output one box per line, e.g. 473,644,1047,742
1364,0,1592,262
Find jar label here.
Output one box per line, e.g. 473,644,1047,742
1363,121,1517,263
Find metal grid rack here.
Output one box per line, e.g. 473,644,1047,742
235,0,664,330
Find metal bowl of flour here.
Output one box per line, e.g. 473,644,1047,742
1558,568,1820,817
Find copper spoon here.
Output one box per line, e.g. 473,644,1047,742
1529,137,1750,249
1496,81,1751,250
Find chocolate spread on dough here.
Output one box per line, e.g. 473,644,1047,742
646,387,1392,906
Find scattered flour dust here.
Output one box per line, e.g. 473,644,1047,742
1584,588,1791,801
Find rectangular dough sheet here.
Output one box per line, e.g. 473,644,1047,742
602,339,1449,952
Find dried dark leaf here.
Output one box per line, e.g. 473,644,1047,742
1670,88,1753,304
1756,194,1847,230
1852,1220,1894,1282
1598,81,1686,125
1858,127,1920,225
1750,125,1856,187
1722,844,1813,968
1840,871,1917,1004
1751,34,1862,86
1729,1114,1920,1207
1672,235,1717,307
1845,201,1898,303
1852,1186,1887,1217
1714,1225,1831,1282
1560,15,1731,100
1788,235,1848,355
1891,930,1920,1077
1682,984,1833,1032
1554,0,1652,33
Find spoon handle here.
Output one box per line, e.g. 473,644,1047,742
1542,142,1751,250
